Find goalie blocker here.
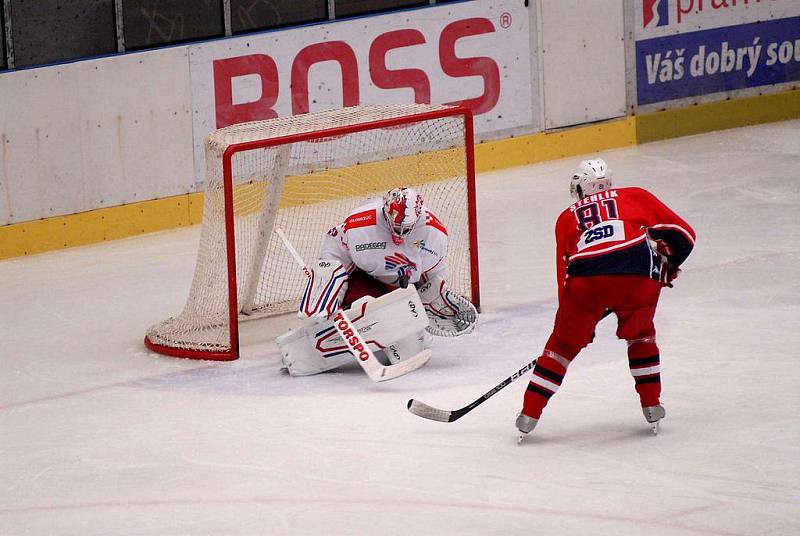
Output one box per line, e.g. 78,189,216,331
277,287,432,377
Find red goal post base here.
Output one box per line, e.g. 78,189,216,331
143,336,239,361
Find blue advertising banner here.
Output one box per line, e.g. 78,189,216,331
636,16,800,105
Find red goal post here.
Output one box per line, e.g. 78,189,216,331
145,103,479,361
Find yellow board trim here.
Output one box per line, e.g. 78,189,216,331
636,88,800,143
230,147,467,214
0,193,203,259
475,116,636,173
278,147,465,208
1,89,797,260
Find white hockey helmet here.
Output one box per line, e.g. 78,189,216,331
382,187,424,245
570,158,612,200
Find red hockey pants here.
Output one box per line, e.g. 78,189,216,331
522,275,663,419
342,269,395,308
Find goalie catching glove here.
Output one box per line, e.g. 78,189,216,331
417,278,477,337
298,259,350,319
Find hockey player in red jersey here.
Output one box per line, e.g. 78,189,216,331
516,158,695,440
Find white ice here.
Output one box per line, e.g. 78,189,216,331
1,120,799,536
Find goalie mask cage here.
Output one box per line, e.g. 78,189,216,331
145,103,479,361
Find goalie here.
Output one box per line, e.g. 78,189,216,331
277,187,478,377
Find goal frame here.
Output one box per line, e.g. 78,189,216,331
144,105,478,361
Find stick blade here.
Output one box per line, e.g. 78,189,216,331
374,350,431,382
407,399,453,422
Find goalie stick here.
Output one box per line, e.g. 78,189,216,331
275,228,430,382
407,358,538,422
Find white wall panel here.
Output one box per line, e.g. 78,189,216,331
0,47,194,225
0,68,84,224
539,0,626,130
77,49,194,209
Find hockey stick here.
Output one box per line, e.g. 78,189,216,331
407,358,537,422
407,309,616,422
275,228,430,382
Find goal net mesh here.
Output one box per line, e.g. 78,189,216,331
146,104,474,358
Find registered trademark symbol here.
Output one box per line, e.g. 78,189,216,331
500,12,512,29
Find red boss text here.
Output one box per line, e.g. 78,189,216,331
212,17,500,128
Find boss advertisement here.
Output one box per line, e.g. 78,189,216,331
189,0,534,183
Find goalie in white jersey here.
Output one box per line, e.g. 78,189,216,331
277,187,478,378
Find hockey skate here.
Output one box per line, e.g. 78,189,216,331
515,414,538,444
642,405,666,435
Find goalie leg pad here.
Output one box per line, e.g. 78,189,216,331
378,331,429,365
278,287,430,376
277,323,353,376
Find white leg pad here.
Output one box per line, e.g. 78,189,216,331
276,321,353,376
277,287,430,377
379,331,430,365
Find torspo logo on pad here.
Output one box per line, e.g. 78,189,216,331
643,0,669,28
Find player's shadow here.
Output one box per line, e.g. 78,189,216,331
131,352,403,397
524,422,664,445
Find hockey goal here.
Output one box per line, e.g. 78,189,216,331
145,103,479,361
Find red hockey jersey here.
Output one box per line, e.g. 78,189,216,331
554,187,696,298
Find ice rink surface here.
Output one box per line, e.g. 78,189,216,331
1,120,799,535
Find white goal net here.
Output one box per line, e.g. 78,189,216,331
145,103,478,360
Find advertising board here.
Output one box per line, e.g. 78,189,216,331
635,0,800,105
189,0,534,185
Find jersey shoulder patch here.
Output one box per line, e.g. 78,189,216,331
424,210,448,236
344,208,377,232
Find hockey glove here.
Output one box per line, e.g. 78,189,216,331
660,264,681,288
298,259,350,319
417,279,477,337
653,239,680,288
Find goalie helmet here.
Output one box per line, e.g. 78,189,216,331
569,158,612,200
382,187,424,245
